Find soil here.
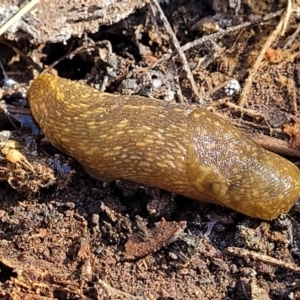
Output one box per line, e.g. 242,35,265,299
0,0,300,299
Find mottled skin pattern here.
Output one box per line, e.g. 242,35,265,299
28,74,300,220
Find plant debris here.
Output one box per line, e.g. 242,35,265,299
0,0,300,299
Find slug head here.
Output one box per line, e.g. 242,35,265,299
188,109,300,220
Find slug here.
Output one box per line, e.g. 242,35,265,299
27,74,300,220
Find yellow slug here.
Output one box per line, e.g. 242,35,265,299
27,74,300,220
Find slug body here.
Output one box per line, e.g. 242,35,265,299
28,74,300,220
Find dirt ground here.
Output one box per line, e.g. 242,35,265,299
0,0,300,299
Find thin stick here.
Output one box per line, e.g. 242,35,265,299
150,0,203,102
283,23,300,49
281,0,292,36
97,278,144,300
238,12,285,107
225,102,272,132
152,9,284,69
251,135,300,158
169,59,184,103
0,0,40,36
0,39,42,72
45,40,113,72
226,246,300,274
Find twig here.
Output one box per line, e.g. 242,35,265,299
45,40,113,72
226,246,300,274
97,278,145,300
287,77,297,114
182,10,284,53
225,102,273,132
277,47,300,66
0,101,19,131
169,59,184,103
205,100,300,157
251,135,300,158
0,59,17,87
152,9,284,69
238,12,285,107
0,0,39,36
281,0,292,36
283,23,300,49
5,104,31,115
150,0,203,102
0,39,42,72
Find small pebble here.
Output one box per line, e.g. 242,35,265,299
225,79,241,96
